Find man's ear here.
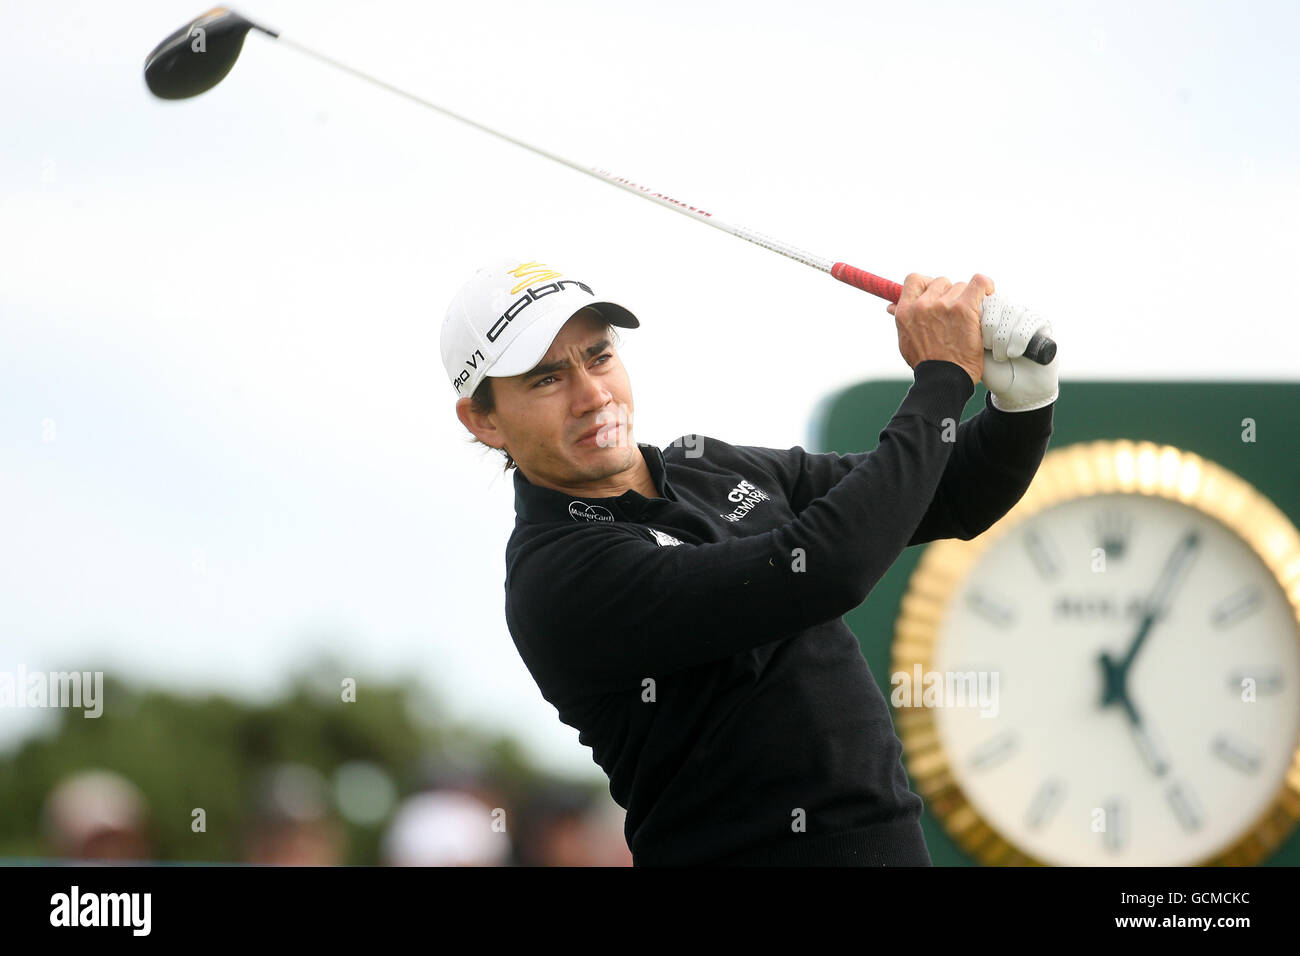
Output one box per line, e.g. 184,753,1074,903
456,396,507,450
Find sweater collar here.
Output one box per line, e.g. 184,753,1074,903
513,442,676,524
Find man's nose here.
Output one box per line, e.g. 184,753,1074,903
572,366,612,409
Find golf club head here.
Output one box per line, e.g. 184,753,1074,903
143,7,271,100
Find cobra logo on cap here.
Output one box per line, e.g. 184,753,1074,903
568,501,614,523
507,261,562,294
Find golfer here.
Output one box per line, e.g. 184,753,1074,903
442,258,1058,866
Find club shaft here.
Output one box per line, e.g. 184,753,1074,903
264,24,1053,363
274,35,847,282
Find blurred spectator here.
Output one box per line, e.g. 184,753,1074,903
511,784,592,866
381,789,511,866
241,763,346,866
511,784,632,866
410,746,509,812
584,797,634,867
42,769,153,861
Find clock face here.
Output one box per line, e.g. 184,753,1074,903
935,493,1300,865
896,442,1300,866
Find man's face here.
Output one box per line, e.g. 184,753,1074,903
458,307,640,491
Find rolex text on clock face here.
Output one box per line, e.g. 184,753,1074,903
934,492,1300,866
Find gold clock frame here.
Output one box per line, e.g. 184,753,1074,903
893,439,1300,866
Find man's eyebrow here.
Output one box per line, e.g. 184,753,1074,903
522,337,611,380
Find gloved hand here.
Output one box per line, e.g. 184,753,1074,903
979,295,1059,412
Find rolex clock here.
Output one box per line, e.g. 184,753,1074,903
892,439,1300,866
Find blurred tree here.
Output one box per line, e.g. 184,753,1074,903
0,654,596,864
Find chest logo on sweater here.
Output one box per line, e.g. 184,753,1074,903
649,529,683,547
720,478,770,523
568,501,614,523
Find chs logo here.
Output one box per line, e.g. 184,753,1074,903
726,479,761,503
720,478,770,523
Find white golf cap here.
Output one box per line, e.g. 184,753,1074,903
441,258,640,399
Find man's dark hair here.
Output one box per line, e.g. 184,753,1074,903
466,321,621,473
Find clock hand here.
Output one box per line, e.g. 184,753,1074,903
1125,699,1171,777
1098,651,1126,707
1120,529,1202,671
1097,655,1173,774
1098,529,1202,707
1099,670,1171,776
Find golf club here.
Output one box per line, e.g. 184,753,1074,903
144,7,1057,366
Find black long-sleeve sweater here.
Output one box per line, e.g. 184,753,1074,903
502,360,1055,865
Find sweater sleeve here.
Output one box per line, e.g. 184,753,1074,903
908,390,1054,544
505,360,975,693
745,372,1054,544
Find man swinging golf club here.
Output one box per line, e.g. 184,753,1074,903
444,257,1058,866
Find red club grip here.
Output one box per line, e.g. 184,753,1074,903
832,261,1058,366
831,262,903,302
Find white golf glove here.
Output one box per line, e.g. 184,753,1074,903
980,294,1059,412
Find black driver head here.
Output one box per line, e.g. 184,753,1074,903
143,7,273,100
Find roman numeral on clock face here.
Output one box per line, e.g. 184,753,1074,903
1101,798,1125,852
1227,668,1284,695
969,731,1018,771
1022,529,1061,579
1211,734,1262,774
966,590,1016,629
1210,586,1262,628
1166,781,1203,832
1026,777,1066,830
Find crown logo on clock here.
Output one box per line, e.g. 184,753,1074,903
1094,507,1133,561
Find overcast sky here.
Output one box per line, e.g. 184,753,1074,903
3,0,1297,779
